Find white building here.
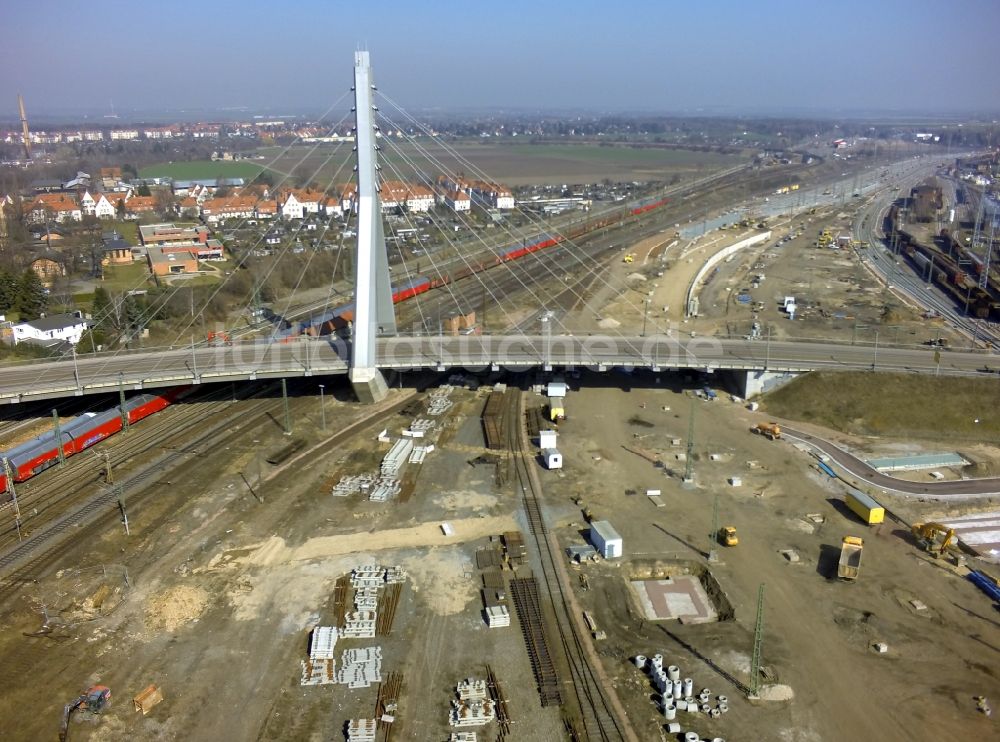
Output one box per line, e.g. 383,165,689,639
542,449,562,470
405,186,435,212
445,190,471,212
79,191,97,216
109,129,140,141
95,193,124,219
10,312,88,346
589,520,623,559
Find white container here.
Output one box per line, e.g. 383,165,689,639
667,665,680,681
664,704,676,720
683,678,694,697
684,733,700,742
672,683,683,699
652,653,663,669
542,448,562,470
664,680,673,697
633,655,646,669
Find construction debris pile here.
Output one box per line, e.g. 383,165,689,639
448,677,496,728
633,652,729,737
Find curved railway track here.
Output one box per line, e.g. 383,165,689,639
504,390,629,741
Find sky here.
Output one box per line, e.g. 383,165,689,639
3,0,999,118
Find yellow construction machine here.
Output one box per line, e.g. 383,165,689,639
912,522,957,557
718,526,739,547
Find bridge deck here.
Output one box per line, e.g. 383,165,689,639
0,335,992,403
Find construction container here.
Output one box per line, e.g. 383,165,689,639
539,429,557,449
590,520,623,559
542,449,563,470
845,489,885,525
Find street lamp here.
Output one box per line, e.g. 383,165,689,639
873,330,879,371
641,299,650,337
319,384,326,432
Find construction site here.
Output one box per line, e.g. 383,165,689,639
0,362,997,742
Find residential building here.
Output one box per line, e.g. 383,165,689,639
79,190,97,216
29,253,67,286
9,312,88,346
27,193,82,223
256,200,278,219
96,192,128,219
124,196,158,219
445,190,471,212
100,167,122,188
200,195,257,224
406,184,435,212
109,129,140,141
279,189,323,220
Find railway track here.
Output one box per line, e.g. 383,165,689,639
0,383,287,584
0,386,247,550
503,390,627,741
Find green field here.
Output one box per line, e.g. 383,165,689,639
763,371,1000,442
139,160,265,181
256,141,745,186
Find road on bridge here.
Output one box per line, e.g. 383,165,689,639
0,335,994,403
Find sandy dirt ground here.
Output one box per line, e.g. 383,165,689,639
531,379,1000,741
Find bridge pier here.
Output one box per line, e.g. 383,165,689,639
349,51,395,404
350,367,390,405
741,369,799,398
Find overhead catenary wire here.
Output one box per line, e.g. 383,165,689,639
376,92,675,339
374,121,577,337
86,95,356,363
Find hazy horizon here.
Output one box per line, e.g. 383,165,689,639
3,0,999,120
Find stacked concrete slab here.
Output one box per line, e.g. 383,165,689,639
337,647,382,688
346,718,377,742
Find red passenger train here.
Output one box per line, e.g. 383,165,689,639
0,388,186,491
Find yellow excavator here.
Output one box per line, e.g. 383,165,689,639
912,522,957,557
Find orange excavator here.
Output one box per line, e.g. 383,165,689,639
59,685,111,741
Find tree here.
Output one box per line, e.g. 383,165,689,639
15,269,47,320
136,183,152,197
92,286,114,331
0,270,18,311
115,198,127,220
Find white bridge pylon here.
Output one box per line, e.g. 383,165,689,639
349,51,396,403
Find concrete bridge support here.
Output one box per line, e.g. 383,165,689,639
741,369,800,398
349,51,395,403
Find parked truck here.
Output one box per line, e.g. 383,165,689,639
752,422,781,440
837,536,864,580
